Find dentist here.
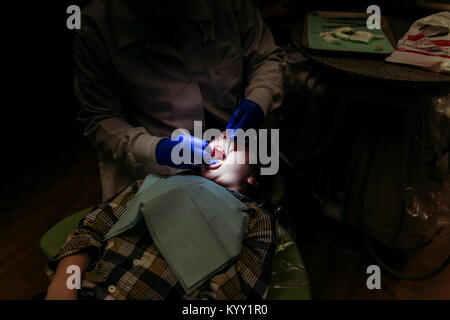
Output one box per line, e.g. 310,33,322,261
75,0,284,199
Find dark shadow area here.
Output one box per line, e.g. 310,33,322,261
1,0,448,300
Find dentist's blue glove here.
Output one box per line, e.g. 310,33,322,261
155,134,216,169
226,99,264,138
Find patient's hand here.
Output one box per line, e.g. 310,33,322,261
45,282,78,300
45,251,91,300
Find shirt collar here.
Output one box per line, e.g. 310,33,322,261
227,189,257,205
186,0,216,43
111,0,215,49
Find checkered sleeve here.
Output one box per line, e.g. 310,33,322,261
47,180,143,272
207,204,277,300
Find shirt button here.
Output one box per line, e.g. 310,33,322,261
133,259,141,266
108,285,116,294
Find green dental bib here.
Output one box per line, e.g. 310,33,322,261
105,174,249,294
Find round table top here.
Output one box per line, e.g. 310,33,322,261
291,17,450,84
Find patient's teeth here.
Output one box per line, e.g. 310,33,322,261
213,146,225,160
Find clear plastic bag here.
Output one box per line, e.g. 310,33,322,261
386,11,450,73
403,91,450,240
403,184,449,239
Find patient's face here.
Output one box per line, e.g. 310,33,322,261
201,132,254,193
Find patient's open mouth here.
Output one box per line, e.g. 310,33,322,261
212,145,226,161
208,145,226,169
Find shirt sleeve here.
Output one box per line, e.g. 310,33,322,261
233,0,285,116
47,180,142,275
74,16,162,168
207,204,277,299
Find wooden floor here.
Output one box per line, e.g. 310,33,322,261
0,138,102,300
0,138,448,300
301,218,450,299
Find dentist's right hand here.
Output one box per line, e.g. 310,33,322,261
155,134,217,169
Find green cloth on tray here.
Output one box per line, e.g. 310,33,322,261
307,14,395,54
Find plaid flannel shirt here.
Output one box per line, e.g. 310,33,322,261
47,179,276,300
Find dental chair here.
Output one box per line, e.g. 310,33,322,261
40,176,311,300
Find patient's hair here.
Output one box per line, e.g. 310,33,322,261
240,136,274,205
245,163,274,205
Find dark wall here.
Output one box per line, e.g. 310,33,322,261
3,1,89,179
4,3,89,142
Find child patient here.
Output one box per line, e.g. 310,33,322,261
45,132,276,300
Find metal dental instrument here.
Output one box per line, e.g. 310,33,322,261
225,131,234,156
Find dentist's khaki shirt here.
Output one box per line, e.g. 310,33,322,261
75,0,285,200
